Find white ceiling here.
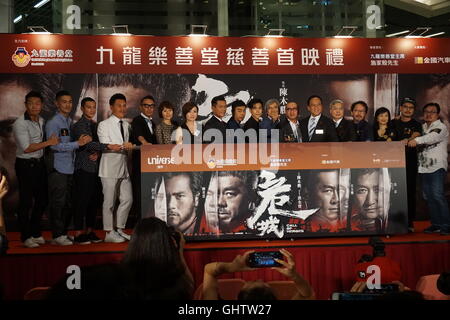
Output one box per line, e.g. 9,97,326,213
386,0,450,17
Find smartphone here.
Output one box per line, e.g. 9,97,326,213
331,292,383,300
248,251,283,268
364,283,399,294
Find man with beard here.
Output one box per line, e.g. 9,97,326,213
204,171,257,233
350,168,386,232
163,172,201,235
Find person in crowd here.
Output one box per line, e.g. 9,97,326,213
243,98,272,143
299,95,338,142
131,95,157,219
329,99,357,142
202,249,315,300
226,100,246,143
203,95,227,144
351,100,373,141
303,169,347,232
175,102,201,144
13,91,59,248
408,103,450,235
72,97,121,245
0,168,8,255
204,171,257,233
353,237,402,292
155,101,177,144
46,90,92,246
280,101,302,143
350,168,387,232
391,97,422,232
373,107,396,141
265,98,282,129
98,93,133,243
121,217,194,299
160,172,201,235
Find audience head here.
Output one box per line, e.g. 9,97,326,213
237,280,277,300
437,271,450,295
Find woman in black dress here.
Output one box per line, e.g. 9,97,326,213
374,107,396,141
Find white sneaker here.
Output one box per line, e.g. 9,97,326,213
24,238,39,248
104,231,125,243
31,236,45,245
51,235,73,246
117,229,131,241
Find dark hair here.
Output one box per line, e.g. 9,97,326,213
369,236,386,257
437,271,450,295
158,101,175,118
80,97,95,107
25,91,43,103
351,100,369,113
247,98,264,109
55,90,71,101
307,95,322,106
164,172,202,196
237,283,277,300
401,97,416,107
231,100,246,115
109,93,126,106
423,102,441,114
140,95,155,105
181,102,198,119
373,107,393,136
122,217,193,299
212,95,226,106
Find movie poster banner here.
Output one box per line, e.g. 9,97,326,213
141,142,407,240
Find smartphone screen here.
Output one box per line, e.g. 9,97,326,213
248,251,283,268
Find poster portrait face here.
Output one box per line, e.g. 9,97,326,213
205,172,253,233
353,169,382,220
164,173,199,234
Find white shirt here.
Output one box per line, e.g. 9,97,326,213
334,118,343,128
140,113,153,134
288,119,300,140
97,115,131,178
415,119,448,173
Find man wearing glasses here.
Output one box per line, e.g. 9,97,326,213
408,103,450,236
131,95,157,220
391,98,422,232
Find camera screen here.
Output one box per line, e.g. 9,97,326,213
248,251,282,268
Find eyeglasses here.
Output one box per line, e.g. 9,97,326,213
424,111,438,114
141,104,155,108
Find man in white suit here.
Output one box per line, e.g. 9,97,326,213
97,93,134,242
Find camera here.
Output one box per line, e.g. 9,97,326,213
247,251,283,268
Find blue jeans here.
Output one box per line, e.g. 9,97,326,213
421,168,450,228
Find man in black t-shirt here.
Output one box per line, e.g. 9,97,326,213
391,97,422,232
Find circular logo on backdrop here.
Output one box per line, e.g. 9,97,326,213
206,159,216,169
11,47,31,67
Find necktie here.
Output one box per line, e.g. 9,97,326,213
296,124,302,142
308,117,317,140
335,121,339,128
119,120,125,142
145,118,153,134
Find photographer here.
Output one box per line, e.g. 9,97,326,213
0,168,9,255
202,249,315,300
351,237,402,293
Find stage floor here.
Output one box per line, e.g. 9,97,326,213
4,221,450,255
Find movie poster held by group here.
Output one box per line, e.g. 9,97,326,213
141,142,407,240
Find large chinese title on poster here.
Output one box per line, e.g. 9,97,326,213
141,142,407,240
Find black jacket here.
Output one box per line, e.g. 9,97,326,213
131,115,157,145
335,118,357,142
299,114,339,142
203,116,227,144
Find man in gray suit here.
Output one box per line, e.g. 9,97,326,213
98,93,134,243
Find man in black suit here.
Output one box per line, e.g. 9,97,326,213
130,95,157,220
226,100,246,143
299,95,339,142
329,99,357,142
203,95,227,144
280,101,302,143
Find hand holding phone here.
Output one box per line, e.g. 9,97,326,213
247,251,283,268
